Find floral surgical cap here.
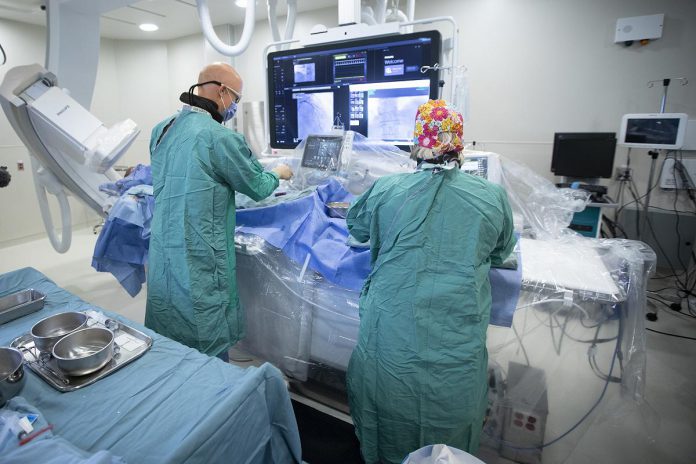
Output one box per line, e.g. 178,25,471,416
413,100,464,157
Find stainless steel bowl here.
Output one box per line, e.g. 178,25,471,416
52,327,114,377
0,347,26,407
326,201,351,219
31,311,88,353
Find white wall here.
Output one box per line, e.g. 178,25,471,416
2,0,695,245
427,0,696,212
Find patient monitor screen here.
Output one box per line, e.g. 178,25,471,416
625,118,680,145
268,31,441,149
461,157,489,179
301,135,344,171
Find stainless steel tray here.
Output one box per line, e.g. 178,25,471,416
10,311,152,392
0,289,45,325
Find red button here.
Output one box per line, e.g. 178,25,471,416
525,423,536,431
528,416,537,424
514,412,524,420
514,420,524,427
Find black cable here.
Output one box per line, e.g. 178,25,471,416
645,295,696,319
650,273,684,281
647,295,673,308
633,177,687,289
580,317,605,329
623,160,696,309
512,324,531,366
674,156,696,209
628,180,642,236
0,41,6,66
671,156,690,272
614,181,625,223
664,152,696,297
552,313,617,344
602,215,628,238
615,157,664,220
647,205,696,215
586,322,621,382
615,148,675,236
650,302,696,320
589,351,621,383
647,328,696,341
487,317,621,450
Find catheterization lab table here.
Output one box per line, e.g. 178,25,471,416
0,267,301,463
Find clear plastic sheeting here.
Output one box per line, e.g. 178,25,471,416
497,155,591,240
230,146,656,462
257,132,414,197
479,236,656,464
235,232,360,382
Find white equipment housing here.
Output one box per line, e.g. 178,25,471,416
0,64,139,252
618,112,688,150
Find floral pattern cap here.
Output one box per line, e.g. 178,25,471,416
413,100,464,156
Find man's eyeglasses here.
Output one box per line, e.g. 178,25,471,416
197,80,242,104
221,84,242,104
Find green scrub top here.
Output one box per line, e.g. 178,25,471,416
145,107,279,356
346,165,515,463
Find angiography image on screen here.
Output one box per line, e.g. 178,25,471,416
295,92,335,141
268,31,441,148
367,96,426,142
294,62,315,83
357,80,430,143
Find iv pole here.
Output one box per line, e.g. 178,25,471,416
639,77,688,240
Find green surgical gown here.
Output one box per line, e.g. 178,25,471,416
145,108,279,356
346,166,515,463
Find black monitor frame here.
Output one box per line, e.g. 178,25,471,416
551,132,617,179
301,134,345,171
267,30,442,149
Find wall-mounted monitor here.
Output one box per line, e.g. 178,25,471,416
551,132,617,179
267,30,441,149
619,113,688,149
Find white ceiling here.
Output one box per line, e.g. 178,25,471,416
0,0,337,41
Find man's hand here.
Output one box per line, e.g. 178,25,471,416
272,164,293,180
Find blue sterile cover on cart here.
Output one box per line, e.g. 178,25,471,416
0,268,302,464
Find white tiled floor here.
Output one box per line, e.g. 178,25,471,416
1,229,695,463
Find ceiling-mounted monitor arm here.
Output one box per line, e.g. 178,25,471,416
197,0,256,56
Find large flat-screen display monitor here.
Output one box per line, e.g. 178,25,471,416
267,31,441,149
551,132,617,179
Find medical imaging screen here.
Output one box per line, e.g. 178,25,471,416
268,31,441,148
625,118,680,145
301,135,344,171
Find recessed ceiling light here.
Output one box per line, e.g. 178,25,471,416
235,0,247,7
139,23,159,32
